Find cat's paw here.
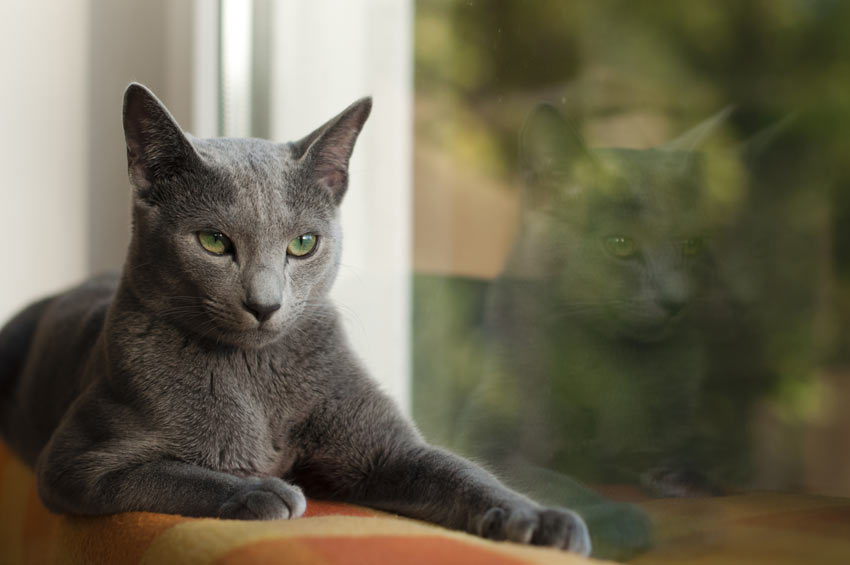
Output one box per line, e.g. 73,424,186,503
218,477,307,520
476,504,591,555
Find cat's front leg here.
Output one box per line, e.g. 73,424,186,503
38,447,307,520
291,388,591,554
36,405,305,519
369,445,591,554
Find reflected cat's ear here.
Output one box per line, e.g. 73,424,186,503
122,83,201,201
662,106,734,152
521,104,590,175
520,104,591,207
737,114,796,174
291,97,372,204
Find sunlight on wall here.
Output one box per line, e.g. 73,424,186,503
0,2,90,324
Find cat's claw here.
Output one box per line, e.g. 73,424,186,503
218,477,306,520
478,505,591,555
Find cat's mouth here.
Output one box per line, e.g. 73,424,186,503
160,297,311,348
168,305,287,348
209,321,284,348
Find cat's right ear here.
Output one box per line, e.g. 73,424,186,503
123,83,200,201
520,104,591,208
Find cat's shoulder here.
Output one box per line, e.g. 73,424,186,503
28,273,118,339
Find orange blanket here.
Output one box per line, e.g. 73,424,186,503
3,441,850,564
0,444,600,565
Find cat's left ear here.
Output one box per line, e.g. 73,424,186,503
291,97,372,204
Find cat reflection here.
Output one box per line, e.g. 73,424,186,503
463,105,763,496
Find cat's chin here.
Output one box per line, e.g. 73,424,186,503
194,325,284,350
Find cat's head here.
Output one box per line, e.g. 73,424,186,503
511,105,725,343
121,83,371,348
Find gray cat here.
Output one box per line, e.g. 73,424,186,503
0,84,590,554
461,104,739,495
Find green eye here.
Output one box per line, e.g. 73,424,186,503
682,237,704,257
604,235,638,259
287,234,317,257
197,230,233,255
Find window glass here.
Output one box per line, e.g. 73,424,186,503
413,0,850,559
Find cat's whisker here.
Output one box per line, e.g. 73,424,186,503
337,263,367,286
124,259,158,273
155,307,210,319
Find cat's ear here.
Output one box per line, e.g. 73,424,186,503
737,114,796,174
662,106,734,152
122,83,200,200
520,104,592,207
291,97,372,204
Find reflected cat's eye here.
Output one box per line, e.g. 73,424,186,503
197,230,233,255
604,235,638,259
287,234,318,257
682,237,704,257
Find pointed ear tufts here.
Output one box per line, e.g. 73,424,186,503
294,97,372,204
123,83,200,200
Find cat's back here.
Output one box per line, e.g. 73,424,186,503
0,273,117,463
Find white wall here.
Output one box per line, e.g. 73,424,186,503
0,2,91,324
86,0,196,275
0,1,199,325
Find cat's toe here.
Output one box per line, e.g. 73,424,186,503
219,478,306,520
478,505,591,555
479,507,509,540
505,507,540,544
533,508,591,555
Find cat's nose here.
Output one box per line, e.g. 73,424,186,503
244,265,283,323
244,301,281,323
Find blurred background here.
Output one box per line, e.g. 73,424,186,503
2,0,850,560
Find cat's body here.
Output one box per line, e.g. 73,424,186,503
0,84,590,554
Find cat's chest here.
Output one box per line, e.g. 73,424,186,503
160,365,299,477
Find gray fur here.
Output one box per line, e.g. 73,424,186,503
0,84,590,554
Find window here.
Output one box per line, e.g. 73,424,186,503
410,0,850,559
